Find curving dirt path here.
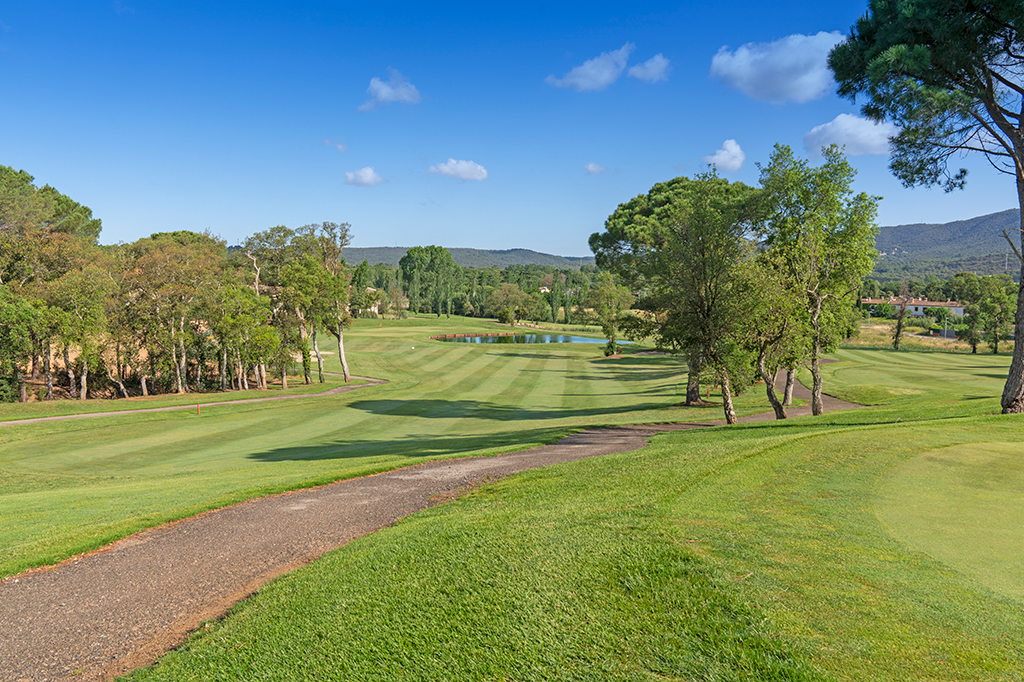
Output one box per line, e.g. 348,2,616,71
0,377,860,682
0,375,385,428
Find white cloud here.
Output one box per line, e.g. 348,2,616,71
358,69,421,111
703,140,746,173
429,158,488,181
344,167,385,186
628,54,671,83
710,31,844,104
803,114,898,156
545,43,635,92
323,139,347,153
585,162,606,175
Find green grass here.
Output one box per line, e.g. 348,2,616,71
0,373,359,421
124,342,1024,681
877,441,1024,602
0,316,766,577
7,319,1024,680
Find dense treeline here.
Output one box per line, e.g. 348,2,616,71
871,253,1020,283
0,164,613,403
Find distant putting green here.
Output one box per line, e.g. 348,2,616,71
877,442,1024,601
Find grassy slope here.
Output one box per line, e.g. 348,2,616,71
128,347,1024,681
0,316,768,577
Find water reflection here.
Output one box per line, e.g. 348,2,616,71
438,334,631,345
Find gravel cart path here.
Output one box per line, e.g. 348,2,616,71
0,376,859,682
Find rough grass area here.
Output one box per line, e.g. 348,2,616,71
0,316,765,577
127,358,1024,681
844,320,1015,356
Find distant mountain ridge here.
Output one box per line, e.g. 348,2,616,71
344,246,595,269
872,208,1021,281
876,208,1019,261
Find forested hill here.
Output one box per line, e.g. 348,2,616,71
876,209,1018,260
343,246,596,269
872,208,1021,281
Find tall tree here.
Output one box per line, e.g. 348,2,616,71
305,222,353,382
592,170,757,422
0,286,40,402
756,144,879,415
588,273,634,356
830,0,1024,412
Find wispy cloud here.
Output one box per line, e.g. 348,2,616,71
628,54,671,83
429,158,488,181
703,140,745,173
112,1,135,14
803,114,898,156
344,167,385,186
585,162,606,175
358,69,421,112
545,43,635,92
710,32,844,104
323,139,347,153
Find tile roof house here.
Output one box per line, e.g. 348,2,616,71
861,297,964,317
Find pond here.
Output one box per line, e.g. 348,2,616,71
436,334,631,345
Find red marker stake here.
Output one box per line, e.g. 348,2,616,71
197,404,200,416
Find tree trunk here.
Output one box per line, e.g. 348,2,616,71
141,375,149,396
757,351,786,419
179,332,189,393
79,363,88,400
312,328,325,383
104,361,130,399
810,300,825,416
783,367,795,406
30,333,40,380
239,352,249,390
1000,177,1024,412
281,365,288,390
298,316,311,384
685,351,702,405
171,342,184,394
15,366,27,403
221,346,228,391
336,321,350,383
44,340,53,400
810,342,824,416
721,373,737,425
64,346,77,399
259,362,267,390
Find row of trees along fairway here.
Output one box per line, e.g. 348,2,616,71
590,144,879,424
830,0,1024,413
0,165,360,402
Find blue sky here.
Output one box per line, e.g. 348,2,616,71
0,1,1015,255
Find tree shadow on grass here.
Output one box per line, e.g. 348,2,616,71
246,424,580,463
341,398,669,422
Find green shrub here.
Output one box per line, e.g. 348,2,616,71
0,376,18,403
